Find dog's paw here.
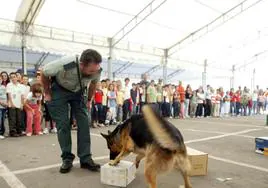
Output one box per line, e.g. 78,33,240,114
135,161,140,169
109,160,119,166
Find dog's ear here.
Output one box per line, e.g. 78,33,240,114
108,130,112,135
100,133,108,139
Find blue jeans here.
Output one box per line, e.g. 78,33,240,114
230,102,236,115
253,101,258,114
0,108,7,135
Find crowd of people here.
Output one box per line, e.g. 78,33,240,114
0,71,56,139
0,70,267,139
90,74,268,128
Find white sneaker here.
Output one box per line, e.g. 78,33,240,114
0,135,5,139
98,123,105,127
105,120,110,125
51,128,57,134
26,133,32,137
43,128,49,134
36,132,43,135
92,122,98,128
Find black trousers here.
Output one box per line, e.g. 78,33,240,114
123,99,131,121
173,101,180,118
204,99,212,117
162,102,171,117
148,103,159,115
195,104,203,117
8,107,22,135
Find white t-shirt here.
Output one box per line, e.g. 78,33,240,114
27,92,42,105
6,82,25,108
0,85,7,109
123,84,131,100
21,85,30,99
197,93,205,104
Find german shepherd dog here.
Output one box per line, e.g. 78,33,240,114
101,105,192,188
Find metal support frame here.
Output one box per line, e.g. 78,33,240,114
167,68,184,80
143,65,162,76
202,59,207,89
35,52,49,69
21,22,27,75
108,38,113,79
230,65,235,89
251,68,256,92
111,0,168,47
163,49,168,84
112,61,134,79
168,0,264,56
236,50,268,70
23,0,44,33
0,18,163,58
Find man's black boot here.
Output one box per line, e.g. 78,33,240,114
59,161,73,173
80,158,100,172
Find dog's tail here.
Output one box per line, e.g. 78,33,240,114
142,105,184,151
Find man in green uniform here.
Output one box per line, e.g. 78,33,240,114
41,49,102,173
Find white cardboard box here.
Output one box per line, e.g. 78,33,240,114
101,160,136,187
187,147,208,176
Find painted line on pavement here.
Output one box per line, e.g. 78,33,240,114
209,155,268,173
0,156,109,176
0,160,27,188
184,119,264,128
185,128,261,144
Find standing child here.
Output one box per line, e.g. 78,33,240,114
223,91,230,117
172,89,180,118
0,83,7,139
106,84,117,125
116,84,124,123
214,89,221,117
93,82,104,127
189,90,197,118
24,83,43,136
6,72,25,137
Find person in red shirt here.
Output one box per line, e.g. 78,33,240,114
177,81,185,118
229,88,236,116
93,82,104,128
235,90,241,116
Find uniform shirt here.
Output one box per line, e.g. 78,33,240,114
0,85,7,109
42,56,102,92
27,92,42,105
6,82,24,108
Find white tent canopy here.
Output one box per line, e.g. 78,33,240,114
0,0,267,89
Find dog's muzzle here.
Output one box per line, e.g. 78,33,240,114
110,152,120,160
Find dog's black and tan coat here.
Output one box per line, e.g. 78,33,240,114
101,105,192,188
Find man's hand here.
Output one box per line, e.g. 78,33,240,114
87,101,92,110
44,93,52,102
40,70,52,101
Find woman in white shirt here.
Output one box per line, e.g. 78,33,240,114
252,90,258,115
196,87,205,117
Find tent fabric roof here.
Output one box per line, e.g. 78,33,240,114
0,0,267,88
